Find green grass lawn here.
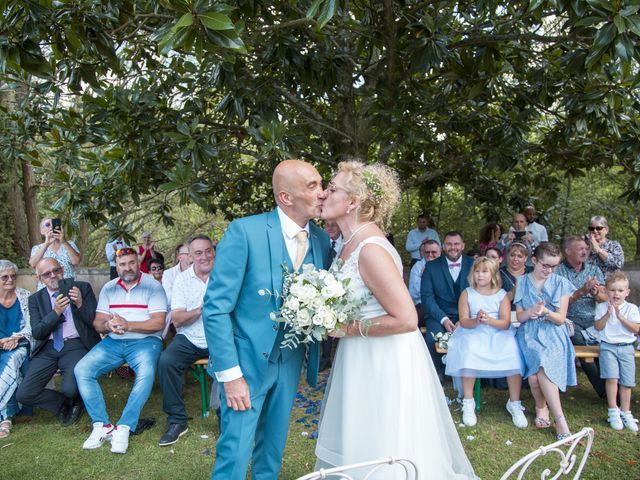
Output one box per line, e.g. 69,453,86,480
2,368,638,479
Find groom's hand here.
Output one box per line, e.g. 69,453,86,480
224,377,251,411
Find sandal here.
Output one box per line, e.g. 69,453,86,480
534,406,551,428
0,419,12,439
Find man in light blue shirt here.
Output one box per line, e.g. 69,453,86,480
405,214,440,267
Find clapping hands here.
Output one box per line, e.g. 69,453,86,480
530,300,548,319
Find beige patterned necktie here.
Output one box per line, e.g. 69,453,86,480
294,230,308,271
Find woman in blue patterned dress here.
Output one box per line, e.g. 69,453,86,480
515,242,576,440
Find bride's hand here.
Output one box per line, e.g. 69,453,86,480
330,321,360,337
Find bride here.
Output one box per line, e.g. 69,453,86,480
315,161,476,479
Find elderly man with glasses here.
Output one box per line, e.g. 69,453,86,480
74,247,167,454
16,258,99,426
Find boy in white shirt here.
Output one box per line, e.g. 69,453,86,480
594,271,640,432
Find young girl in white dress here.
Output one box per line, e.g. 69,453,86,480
315,160,476,479
446,257,527,429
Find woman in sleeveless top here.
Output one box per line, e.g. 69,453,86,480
314,161,476,479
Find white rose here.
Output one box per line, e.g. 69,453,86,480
337,312,348,325
321,282,345,299
286,297,300,311
322,309,338,329
258,289,266,296
297,309,312,327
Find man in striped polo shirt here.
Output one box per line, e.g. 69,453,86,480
74,247,167,454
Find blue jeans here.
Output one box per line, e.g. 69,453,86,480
74,336,162,431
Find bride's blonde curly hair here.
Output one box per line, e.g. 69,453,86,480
337,160,401,230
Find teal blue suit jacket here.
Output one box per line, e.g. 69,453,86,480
203,209,330,389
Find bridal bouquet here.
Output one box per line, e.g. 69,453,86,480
259,263,368,349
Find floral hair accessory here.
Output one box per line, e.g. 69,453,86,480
362,170,383,202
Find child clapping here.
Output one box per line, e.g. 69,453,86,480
594,272,640,432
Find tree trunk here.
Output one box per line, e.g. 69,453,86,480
22,161,40,248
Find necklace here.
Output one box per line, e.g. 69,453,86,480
343,222,376,245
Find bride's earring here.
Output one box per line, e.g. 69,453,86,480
346,208,350,214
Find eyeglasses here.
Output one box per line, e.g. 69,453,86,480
149,266,164,272
539,263,560,272
39,267,63,278
115,247,137,257
0,274,17,282
178,251,189,256
588,226,605,231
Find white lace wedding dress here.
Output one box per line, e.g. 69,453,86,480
314,237,477,479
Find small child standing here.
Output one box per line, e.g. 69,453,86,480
594,271,640,432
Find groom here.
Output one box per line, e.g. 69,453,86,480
203,159,330,480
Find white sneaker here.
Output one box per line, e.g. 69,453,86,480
462,399,477,427
82,422,114,449
506,400,528,429
110,425,130,454
621,411,639,432
607,408,623,431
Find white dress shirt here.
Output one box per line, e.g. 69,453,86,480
447,257,462,283
171,265,209,349
409,259,426,305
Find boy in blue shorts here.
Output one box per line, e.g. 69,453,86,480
594,271,640,431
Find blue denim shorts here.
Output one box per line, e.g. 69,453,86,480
599,342,636,387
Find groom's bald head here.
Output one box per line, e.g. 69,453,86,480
272,160,324,226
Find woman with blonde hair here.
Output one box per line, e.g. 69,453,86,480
315,160,476,479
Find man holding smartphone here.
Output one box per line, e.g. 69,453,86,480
16,258,99,426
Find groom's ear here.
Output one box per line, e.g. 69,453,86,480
277,190,293,207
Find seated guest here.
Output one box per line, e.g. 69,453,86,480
0,260,32,439
408,239,441,328
446,257,526,428
497,213,534,264
594,272,640,432
158,235,214,446
147,257,165,283
523,205,548,248
421,231,473,383
105,235,129,280
17,258,99,426
556,236,607,398
586,215,624,277
478,223,502,255
162,243,191,304
74,247,167,454
29,218,81,290
405,213,440,267
499,242,532,301
515,242,576,440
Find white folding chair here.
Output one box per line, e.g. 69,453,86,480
500,427,594,480
297,457,418,480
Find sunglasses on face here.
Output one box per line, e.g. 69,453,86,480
0,273,17,282
39,267,63,278
149,266,164,272
588,226,605,232
116,247,137,257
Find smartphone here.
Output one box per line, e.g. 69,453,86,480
58,278,75,297
513,231,526,239
51,218,62,233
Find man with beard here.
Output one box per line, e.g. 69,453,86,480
74,247,167,454
421,231,474,383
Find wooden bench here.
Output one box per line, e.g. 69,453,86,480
435,344,640,412
117,358,211,419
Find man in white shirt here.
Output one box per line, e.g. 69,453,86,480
161,243,191,304
405,214,440,267
408,239,441,327
157,235,215,446
523,205,548,248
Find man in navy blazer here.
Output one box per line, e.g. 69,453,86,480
420,231,474,381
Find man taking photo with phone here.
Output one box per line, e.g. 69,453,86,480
16,258,99,426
